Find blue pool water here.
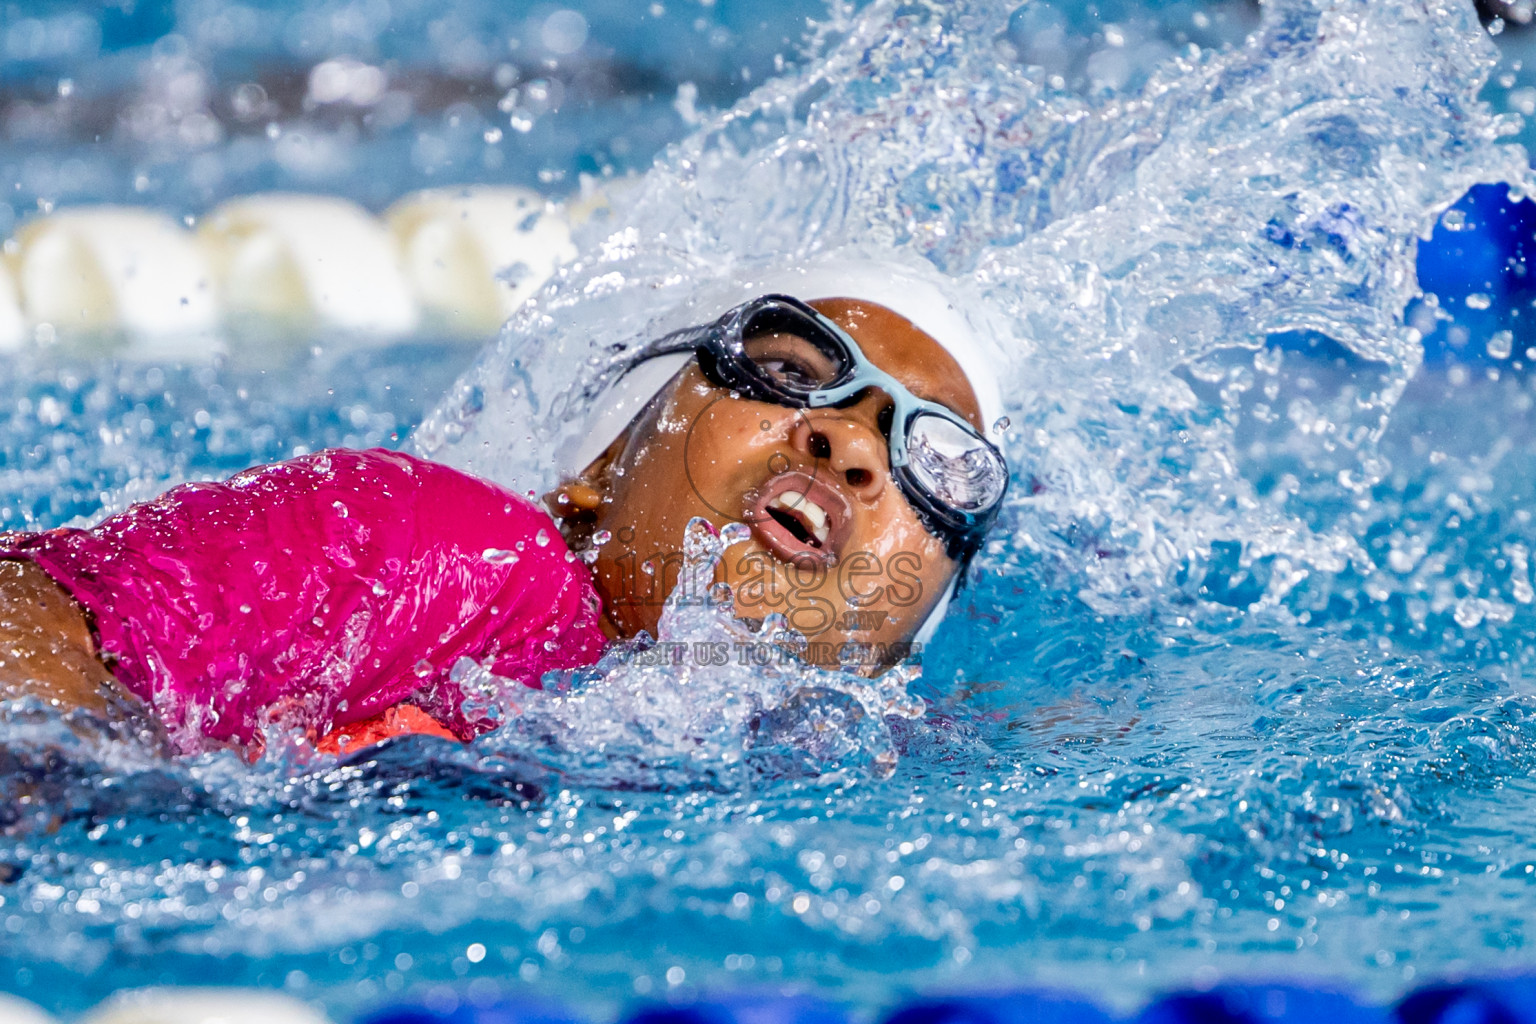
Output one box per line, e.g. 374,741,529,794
9,0,1536,1019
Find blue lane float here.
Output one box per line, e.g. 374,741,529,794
356,1000,592,1024
626,996,850,1024
1414,181,1536,366
1136,985,1386,1024
879,992,1116,1024
1395,976,1536,1024
349,972,1536,1024
1267,181,1536,368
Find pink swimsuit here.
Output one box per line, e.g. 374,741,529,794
0,448,608,754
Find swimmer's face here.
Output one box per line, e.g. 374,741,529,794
559,299,983,670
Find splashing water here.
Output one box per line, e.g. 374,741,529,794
9,0,1536,1017
462,517,925,790
424,0,1525,618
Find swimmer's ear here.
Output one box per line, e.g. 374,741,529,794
546,479,604,520
542,432,626,523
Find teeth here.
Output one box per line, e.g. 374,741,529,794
771,491,831,543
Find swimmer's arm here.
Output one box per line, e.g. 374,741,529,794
0,559,139,716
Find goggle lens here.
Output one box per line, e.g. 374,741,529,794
904,412,1009,514
739,307,850,392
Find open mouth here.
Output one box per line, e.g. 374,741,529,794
746,470,853,566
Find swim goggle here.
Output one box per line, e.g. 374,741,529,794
625,294,1009,558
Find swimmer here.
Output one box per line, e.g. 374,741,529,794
0,257,1008,757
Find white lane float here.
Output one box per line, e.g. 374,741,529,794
6,207,220,360
0,186,590,360
386,185,576,338
77,988,332,1024
199,193,420,347
0,992,57,1024
0,261,24,354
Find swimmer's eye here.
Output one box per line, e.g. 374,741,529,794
742,332,843,390
877,404,895,439
758,358,822,386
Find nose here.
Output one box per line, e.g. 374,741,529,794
792,411,887,503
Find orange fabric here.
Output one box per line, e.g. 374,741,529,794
316,703,458,755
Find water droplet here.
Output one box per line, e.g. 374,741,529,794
483,548,519,565
414,659,434,678
1454,599,1485,628
372,580,387,596
1488,330,1514,359
332,500,349,518
992,415,1011,433
1441,208,1468,231
1466,292,1492,310
535,530,551,547
592,529,613,545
